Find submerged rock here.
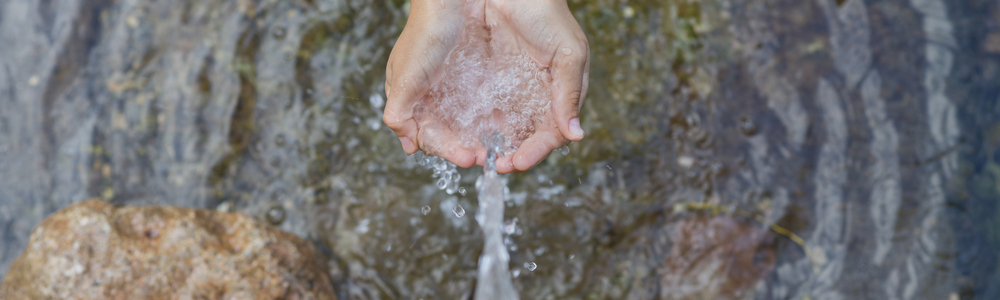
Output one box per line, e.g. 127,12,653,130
659,216,775,300
0,199,335,300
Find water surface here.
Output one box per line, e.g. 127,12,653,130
0,0,998,298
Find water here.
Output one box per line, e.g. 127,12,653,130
0,0,998,299
452,204,466,218
416,14,554,152
473,133,518,300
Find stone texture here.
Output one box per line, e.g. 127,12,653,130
0,199,336,300
659,216,775,300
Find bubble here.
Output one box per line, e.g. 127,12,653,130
452,204,466,218
421,206,431,215
412,152,467,195
525,262,537,271
415,19,556,150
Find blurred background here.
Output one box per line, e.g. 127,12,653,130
0,0,998,298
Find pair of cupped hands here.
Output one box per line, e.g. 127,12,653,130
383,0,590,173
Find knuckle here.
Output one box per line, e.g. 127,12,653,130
567,91,582,106
382,111,402,128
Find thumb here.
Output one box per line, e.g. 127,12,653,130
551,43,590,141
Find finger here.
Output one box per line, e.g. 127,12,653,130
437,141,477,169
384,12,462,154
472,145,515,173
550,40,589,142
384,49,428,154
383,102,419,154
417,124,477,168
511,129,563,172
495,150,516,174
474,146,488,168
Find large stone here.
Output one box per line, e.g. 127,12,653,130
0,199,336,300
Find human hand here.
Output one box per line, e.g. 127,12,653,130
383,0,590,173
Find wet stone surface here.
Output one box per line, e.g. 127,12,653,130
0,0,997,299
0,199,335,299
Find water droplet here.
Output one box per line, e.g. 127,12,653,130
525,262,537,271
512,269,521,278
436,178,447,189
740,116,758,136
554,145,570,155
421,206,431,215
272,26,287,39
355,218,370,234
503,218,518,235
452,204,466,218
678,155,695,168
266,205,286,225
369,94,385,108
458,187,467,196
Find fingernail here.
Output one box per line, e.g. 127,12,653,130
399,137,414,152
569,118,585,138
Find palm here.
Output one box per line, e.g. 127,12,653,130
385,0,589,173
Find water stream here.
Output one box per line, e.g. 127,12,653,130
473,133,518,300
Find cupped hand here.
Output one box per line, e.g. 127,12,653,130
384,0,590,173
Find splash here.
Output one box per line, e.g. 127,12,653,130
411,152,465,195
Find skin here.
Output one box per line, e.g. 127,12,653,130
384,0,590,173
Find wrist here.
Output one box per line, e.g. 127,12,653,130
409,0,466,16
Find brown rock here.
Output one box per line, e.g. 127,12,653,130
0,199,336,300
659,216,776,300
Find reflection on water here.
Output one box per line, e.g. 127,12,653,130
0,0,998,298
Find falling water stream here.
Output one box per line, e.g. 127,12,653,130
473,133,518,300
